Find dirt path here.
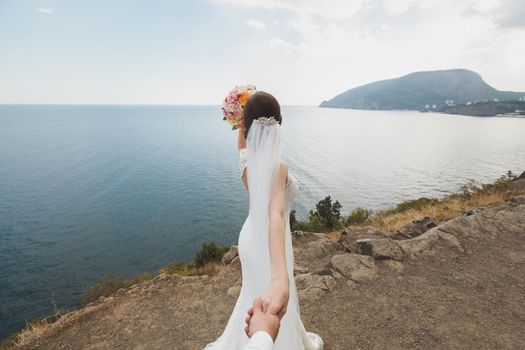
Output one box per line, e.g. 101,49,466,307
15,196,525,350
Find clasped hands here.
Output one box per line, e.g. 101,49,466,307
244,278,289,341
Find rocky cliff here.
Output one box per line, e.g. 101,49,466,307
13,195,525,350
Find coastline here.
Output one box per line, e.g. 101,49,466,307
2,170,525,349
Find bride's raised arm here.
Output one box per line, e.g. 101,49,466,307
261,163,290,320
237,123,247,151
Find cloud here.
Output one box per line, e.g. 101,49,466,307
214,0,365,20
463,0,525,28
215,0,525,103
36,8,53,14
244,19,266,31
267,37,293,53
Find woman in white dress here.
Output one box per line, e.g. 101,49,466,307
205,92,323,350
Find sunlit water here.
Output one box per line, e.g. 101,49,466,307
0,105,524,338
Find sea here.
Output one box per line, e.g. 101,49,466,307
1,105,524,338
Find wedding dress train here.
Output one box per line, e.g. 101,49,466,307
204,148,323,350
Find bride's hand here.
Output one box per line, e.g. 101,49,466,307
261,277,289,320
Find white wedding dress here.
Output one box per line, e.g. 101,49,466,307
204,148,323,350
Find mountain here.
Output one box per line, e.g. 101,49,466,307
319,69,525,111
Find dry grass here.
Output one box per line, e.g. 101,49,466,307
187,262,224,276
159,261,224,277
0,312,63,349
363,189,525,232
15,320,51,347
324,230,342,242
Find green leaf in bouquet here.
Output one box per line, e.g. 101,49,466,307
223,117,226,120
232,125,238,130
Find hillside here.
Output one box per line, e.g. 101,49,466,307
10,191,525,349
320,69,525,111
437,100,525,117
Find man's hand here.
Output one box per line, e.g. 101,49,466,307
244,297,280,342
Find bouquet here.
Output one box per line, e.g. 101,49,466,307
222,84,257,130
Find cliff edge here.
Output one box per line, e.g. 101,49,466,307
14,195,525,350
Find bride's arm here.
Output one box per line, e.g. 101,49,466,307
261,164,290,320
238,124,249,190
237,124,247,151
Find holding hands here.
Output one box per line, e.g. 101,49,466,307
245,297,281,342
260,277,289,320
244,278,289,341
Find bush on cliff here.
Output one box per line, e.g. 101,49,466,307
291,195,345,232
344,207,373,226
194,241,230,267
80,241,230,305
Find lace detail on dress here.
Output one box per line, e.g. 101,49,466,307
239,148,248,178
238,148,299,214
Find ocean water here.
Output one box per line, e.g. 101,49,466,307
0,105,524,338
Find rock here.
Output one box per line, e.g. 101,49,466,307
221,246,239,265
391,216,438,239
298,288,325,301
351,238,405,260
295,273,336,291
229,256,240,266
293,265,309,275
329,253,379,282
381,260,406,273
518,171,525,180
227,285,241,296
396,228,464,257
338,226,386,249
292,230,325,243
295,273,336,301
303,238,342,260
463,208,482,217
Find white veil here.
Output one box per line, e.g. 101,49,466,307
245,116,282,292
246,116,282,211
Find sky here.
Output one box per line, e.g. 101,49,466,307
0,0,524,105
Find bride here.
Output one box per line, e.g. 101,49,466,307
205,91,323,349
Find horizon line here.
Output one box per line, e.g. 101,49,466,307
0,103,320,107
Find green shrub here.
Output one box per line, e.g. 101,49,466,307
344,207,373,225
291,195,344,232
159,260,196,276
194,241,229,267
391,197,439,213
310,195,343,230
292,213,331,232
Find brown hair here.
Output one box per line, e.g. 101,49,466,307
243,91,283,139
